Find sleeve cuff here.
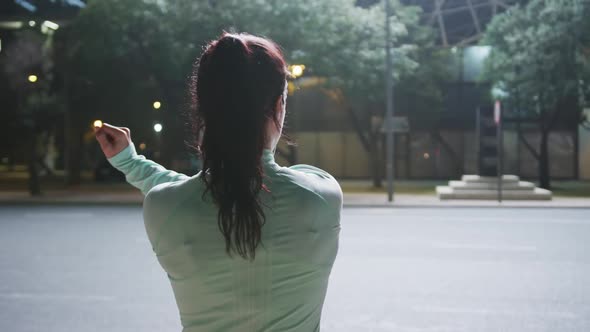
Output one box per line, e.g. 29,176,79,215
107,143,138,168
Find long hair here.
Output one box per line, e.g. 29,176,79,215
189,32,288,261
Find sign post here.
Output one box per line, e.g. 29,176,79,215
494,100,503,203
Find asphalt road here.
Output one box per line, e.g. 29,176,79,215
0,205,589,332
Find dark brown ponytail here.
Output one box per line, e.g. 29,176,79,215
190,32,288,261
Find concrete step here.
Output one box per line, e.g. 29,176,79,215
461,175,520,184
448,180,535,191
436,186,552,200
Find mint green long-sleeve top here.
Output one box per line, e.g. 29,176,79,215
108,143,342,332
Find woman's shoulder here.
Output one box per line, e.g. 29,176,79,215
277,164,343,209
142,173,205,248
287,164,336,180
146,171,202,199
143,173,203,219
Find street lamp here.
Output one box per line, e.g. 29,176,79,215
384,0,395,202
153,101,161,110
153,123,163,133
28,75,38,83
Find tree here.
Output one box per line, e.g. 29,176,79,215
61,0,438,185
2,30,62,195
59,0,200,176
482,0,590,189
197,0,440,186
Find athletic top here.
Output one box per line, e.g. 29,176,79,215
109,143,342,332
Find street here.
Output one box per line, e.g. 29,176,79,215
1,205,589,332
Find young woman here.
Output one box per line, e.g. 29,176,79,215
94,32,342,331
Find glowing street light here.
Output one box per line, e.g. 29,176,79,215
28,75,38,83
153,101,161,110
42,21,59,30
93,120,103,128
289,64,305,78
153,123,163,133
40,21,59,35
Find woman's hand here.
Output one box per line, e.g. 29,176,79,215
94,123,132,159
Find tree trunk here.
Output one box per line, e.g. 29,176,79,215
344,107,383,187
28,133,41,196
538,128,550,190
573,124,579,179
405,133,411,178
369,136,383,188
62,70,83,186
64,109,82,185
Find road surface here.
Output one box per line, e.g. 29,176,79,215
0,205,589,332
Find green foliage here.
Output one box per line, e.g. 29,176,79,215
482,0,590,123
63,0,436,115
394,35,453,129
1,30,63,128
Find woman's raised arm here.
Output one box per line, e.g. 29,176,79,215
95,123,189,195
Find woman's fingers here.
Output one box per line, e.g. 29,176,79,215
119,127,131,137
94,127,116,157
100,123,127,137
94,123,131,158
94,123,128,144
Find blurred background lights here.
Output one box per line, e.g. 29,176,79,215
289,64,305,78
153,123,163,133
139,143,147,151
153,101,161,109
42,20,59,30
28,21,36,27
423,152,430,160
28,74,37,83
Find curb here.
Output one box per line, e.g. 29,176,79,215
1,199,588,209
0,200,143,206
342,203,590,209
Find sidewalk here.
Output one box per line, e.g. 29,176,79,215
342,192,590,208
1,170,588,207
1,189,588,208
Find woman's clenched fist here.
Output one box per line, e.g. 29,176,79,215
94,123,132,159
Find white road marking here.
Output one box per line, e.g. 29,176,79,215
0,292,115,302
322,319,455,332
345,212,590,225
23,212,94,219
413,305,577,319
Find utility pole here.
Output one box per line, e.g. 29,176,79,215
385,0,395,202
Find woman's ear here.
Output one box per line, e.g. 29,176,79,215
275,94,286,118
